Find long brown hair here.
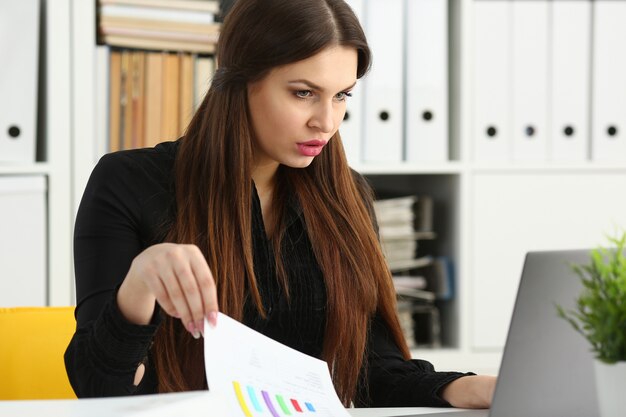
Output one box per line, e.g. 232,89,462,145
152,0,410,404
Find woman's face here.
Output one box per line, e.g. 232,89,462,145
247,45,358,170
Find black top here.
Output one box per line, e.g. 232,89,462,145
64,140,470,406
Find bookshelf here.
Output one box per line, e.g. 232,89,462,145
32,0,626,376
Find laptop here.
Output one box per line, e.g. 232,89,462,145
396,249,600,417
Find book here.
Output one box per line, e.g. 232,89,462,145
387,256,433,273
421,257,454,300
415,195,434,232
395,287,435,303
396,297,441,348
100,4,216,24
121,50,132,150
373,195,416,216
101,35,216,54
130,51,146,149
179,53,194,133
382,239,418,262
392,275,428,290
160,53,180,141
374,195,435,235
374,196,416,242
396,300,417,348
100,16,221,35
379,224,416,239
100,26,219,44
374,194,437,273
144,52,163,147
99,0,220,14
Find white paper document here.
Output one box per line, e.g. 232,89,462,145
0,391,226,417
204,312,351,417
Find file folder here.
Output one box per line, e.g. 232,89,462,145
591,0,626,161
473,0,511,162
549,0,591,162
405,0,448,162
362,0,404,163
340,0,365,166
511,0,548,161
0,0,40,162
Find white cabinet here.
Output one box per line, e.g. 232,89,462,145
470,171,626,349
0,176,47,306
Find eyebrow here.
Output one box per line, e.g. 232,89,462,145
287,79,357,92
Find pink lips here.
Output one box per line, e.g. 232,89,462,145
296,139,328,157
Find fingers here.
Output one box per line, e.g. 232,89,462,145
172,258,206,338
137,243,219,338
189,245,219,327
159,266,201,338
149,273,179,318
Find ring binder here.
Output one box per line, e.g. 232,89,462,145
0,0,40,162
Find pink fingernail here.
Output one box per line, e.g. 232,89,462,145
196,320,204,337
187,321,197,337
208,311,218,328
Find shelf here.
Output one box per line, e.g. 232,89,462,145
354,161,626,176
470,162,626,174
352,160,626,176
0,163,51,175
354,161,464,175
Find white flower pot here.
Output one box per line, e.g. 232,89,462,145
594,360,626,417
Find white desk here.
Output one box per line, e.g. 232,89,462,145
0,391,471,417
349,408,468,416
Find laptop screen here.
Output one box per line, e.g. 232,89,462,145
489,249,599,417
367,250,600,417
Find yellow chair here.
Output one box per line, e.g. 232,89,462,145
0,306,77,400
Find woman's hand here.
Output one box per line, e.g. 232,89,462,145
117,243,218,338
440,375,497,409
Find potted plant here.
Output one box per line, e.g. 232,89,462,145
557,232,626,417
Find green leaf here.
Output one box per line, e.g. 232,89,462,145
555,230,626,362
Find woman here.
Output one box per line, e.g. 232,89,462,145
65,0,496,408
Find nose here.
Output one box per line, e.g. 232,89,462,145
308,102,334,134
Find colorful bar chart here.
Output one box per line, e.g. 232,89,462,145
205,314,350,417
233,381,317,416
